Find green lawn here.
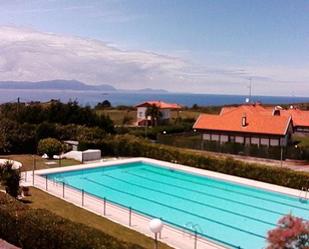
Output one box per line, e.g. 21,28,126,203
2,154,80,171
24,188,173,249
96,109,137,125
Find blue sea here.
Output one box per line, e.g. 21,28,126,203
0,89,309,107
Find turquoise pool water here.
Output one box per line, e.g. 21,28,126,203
45,162,309,249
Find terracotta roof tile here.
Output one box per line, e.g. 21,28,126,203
194,105,292,135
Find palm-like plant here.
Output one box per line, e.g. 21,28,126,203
0,160,21,198
145,104,162,126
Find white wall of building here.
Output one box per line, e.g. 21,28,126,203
137,107,147,119
136,107,171,121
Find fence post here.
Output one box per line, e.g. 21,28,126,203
82,189,84,206
32,155,36,186
45,175,48,191
62,182,65,198
129,207,132,226
103,197,106,216
194,230,197,249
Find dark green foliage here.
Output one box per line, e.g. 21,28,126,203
0,192,144,249
145,104,162,126
37,138,63,159
0,100,114,133
0,119,36,154
80,134,309,190
0,100,114,154
120,124,194,140
35,122,57,141
0,161,21,197
95,100,112,109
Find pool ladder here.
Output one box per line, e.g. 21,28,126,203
299,187,309,202
183,222,203,238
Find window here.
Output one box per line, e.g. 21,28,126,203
220,135,228,143
235,136,244,144
260,138,269,146
251,137,260,145
211,134,219,141
270,139,279,146
203,134,211,140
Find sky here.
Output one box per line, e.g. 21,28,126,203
0,0,308,96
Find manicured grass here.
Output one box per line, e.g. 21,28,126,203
1,154,80,171
170,110,201,120
97,109,137,125
24,188,173,249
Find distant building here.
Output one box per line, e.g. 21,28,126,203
135,101,181,126
193,104,294,147
219,104,309,134
278,107,309,133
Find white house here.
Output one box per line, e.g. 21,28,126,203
135,100,181,126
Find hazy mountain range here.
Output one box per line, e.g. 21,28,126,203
0,80,168,93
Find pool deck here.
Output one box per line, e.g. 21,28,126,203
21,157,306,249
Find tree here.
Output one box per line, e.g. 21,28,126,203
37,138,63,159
267,214,309,249
95,100,111,109
0,119,36,154
145,104,162,126
0,161,21,198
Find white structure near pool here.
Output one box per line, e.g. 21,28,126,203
22,158,309,249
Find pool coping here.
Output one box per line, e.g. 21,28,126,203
25,157,307,249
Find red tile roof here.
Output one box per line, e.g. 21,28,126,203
194,104,292,136
279,109,309,128
136,101,182,109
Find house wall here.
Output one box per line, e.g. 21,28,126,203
137,107,147,119
136,107,172,126
200,130,287,147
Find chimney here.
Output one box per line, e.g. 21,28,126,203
273,106,281,116
242,113,247,127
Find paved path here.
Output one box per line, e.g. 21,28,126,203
0,240,20,249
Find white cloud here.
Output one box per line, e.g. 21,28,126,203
0,26,186,89
0,26,308,96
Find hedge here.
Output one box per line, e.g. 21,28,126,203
79,134,309,190
0,192,144,249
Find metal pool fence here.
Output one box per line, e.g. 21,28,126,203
22,171,243,249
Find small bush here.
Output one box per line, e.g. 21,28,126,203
37,138,63,159
267,214,309,249
0,161,21,197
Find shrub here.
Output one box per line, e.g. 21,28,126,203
267,214,309,249
37,138,63,159
0,161,21,197
0,192,144,249
80,134,309,190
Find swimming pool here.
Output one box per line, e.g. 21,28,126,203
44,160,308,249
